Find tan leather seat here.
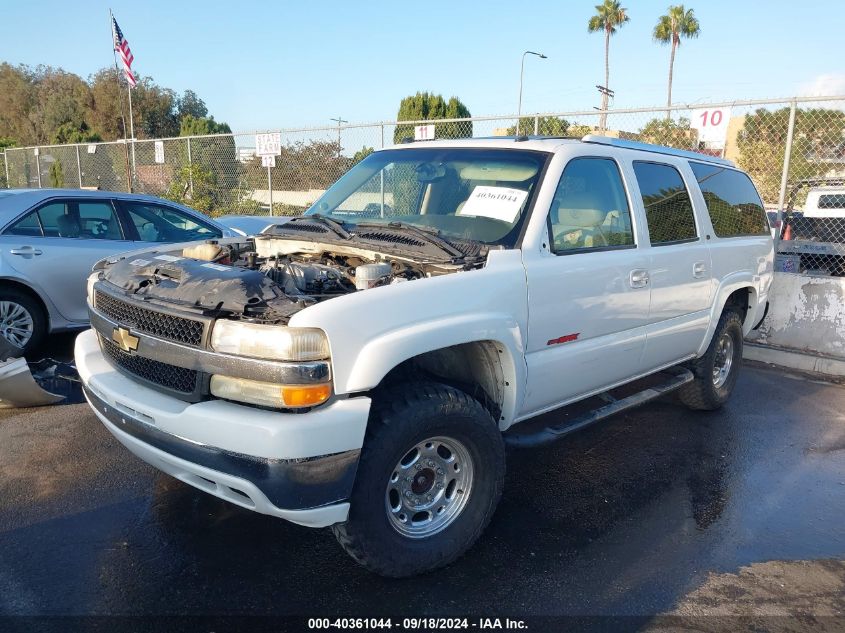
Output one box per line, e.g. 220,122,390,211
551,192,609,249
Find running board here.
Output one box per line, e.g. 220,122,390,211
503,368,695,448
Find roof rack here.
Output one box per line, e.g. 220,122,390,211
581,135,734,167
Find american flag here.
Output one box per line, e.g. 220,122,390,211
111,15,136,88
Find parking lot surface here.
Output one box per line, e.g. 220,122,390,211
0,339,843,626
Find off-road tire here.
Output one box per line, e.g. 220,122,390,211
0,287,46,356
332,381,505,577
679,309,743,411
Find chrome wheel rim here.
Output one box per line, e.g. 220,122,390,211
712,332,734,388
385,436,474,539
0,301,33,348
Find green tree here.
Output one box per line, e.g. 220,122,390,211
131,76,180,138
506,116,570,137
351,146,375,165
178,115,237,210
737,107,845,205
0,64,37,145
638,117,695,147
179,114,232,136
177,90,208,120
588,0,630,130
393,92,472,143
88,68,128,140
48,159,64,187
653,5,700,116
51,121,102,144
164,163,216,212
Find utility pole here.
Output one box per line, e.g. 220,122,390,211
329,117,348,155
595,85,615,132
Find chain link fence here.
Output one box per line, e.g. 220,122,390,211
2,96,844,275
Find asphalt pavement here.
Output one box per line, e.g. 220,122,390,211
0,335,843,629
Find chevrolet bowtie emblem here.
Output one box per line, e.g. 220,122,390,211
112,327,140,353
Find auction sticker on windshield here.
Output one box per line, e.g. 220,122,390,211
457,186,528,223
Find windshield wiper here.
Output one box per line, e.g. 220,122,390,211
289,215,350,239
355,221,465,259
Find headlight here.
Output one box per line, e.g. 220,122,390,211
210,320,330,361
210,375,331,409
86,271,102,304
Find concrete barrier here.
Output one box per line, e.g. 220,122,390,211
746,272,845,377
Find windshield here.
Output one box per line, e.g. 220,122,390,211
304,147,549,246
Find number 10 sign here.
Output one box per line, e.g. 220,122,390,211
691,107,731,148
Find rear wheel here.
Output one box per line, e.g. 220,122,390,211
0,288,46,356
679,309,743,411
333,381,505,577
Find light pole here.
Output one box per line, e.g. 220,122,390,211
517,51,547,135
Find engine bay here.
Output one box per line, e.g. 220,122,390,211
100,235,476,324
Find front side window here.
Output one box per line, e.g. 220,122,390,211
121,202,221,242
690,162,768,237
633,161,697,245
305,148,548,247
548,157,634,253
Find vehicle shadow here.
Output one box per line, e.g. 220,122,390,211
95,393,735,615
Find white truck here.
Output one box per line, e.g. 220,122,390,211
77,136,773,576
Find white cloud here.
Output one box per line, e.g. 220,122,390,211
799,73,845,97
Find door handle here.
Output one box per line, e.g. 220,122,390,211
629,269,650,288
693,261,707,278
9,246,43,256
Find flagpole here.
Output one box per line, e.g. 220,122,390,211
109,8,135,193
127,81,136,189
109,9,128,143
127,84,135,141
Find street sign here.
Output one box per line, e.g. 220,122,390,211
261,155,276,168
414,124,436,141
154,141,165,164
255,132,282,156
87,144,97,154
691,107,731,148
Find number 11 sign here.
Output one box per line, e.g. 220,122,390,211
691,107,731,149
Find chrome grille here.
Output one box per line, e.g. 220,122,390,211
100,336,200,395
95,289,204,346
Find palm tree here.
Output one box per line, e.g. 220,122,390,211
653,5,701,117
588,0,630,131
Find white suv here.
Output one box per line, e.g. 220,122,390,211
76,136,773,576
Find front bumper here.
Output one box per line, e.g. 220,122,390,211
76,329,371,527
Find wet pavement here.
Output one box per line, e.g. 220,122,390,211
0,335,843,623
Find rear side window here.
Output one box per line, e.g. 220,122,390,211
6,200,123,239
5,211,42,236
633,162,697,245
689,162,768,237
549,157,634,253
33,202,70,237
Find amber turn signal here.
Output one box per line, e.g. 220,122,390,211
280,384,332,407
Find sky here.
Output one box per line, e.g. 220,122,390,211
1,0,844,133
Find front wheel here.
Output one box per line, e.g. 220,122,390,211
679,309,743,411
332,382,505,577
0,288,46,356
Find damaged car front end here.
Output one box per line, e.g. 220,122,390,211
76,145,547,527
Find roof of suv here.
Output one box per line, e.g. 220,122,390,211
385,135,735,167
